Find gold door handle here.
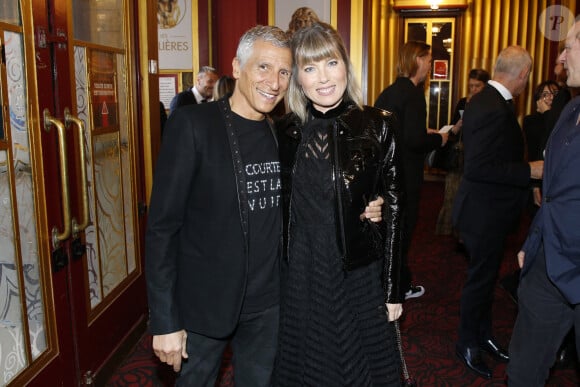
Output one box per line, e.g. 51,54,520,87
65,108,89,237
43,109,71,249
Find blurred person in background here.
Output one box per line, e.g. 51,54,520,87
435,69,490,249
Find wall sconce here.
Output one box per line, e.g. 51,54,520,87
392,0,468,11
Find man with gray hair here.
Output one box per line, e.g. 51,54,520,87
146,25,292,386
507,17,580,386
452,45,543,379
169,65,219,113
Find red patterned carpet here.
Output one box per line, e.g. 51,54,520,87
107,179,579,386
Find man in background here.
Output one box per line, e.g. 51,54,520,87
452,45,543,379
507,18,580,386
169,65,219,113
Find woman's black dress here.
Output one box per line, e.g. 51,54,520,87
275,111,401,387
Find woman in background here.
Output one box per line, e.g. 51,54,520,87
375,40,449,300
435,68,490,241
275,22,404,386
286,6,320,35
212,75,235,100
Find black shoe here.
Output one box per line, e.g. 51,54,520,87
480,338,509,362
456,344,492,379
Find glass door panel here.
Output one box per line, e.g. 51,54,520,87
405,18,455,129
73,0,125,48
0,25,48,385
0,1,21,25
73,36,137,314
67,0,145,382
0,0,146,384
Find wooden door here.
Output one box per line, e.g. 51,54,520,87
0,0,148,385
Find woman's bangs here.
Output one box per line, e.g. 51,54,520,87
296,35,338,66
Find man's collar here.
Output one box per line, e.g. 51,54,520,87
191,86,205,103
488,80,513,101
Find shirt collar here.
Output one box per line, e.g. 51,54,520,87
191,86,207,103
488,80,513,101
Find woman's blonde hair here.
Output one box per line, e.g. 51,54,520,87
397,40,431,78
213,75,235,100
287,22,363,123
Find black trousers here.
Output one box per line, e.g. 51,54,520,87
400,187,420,292
177,304,279,387
457,230,506,346
507,245,580,386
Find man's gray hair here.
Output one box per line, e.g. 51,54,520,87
198,66,218,77
494,46,533,78
236,25,290,68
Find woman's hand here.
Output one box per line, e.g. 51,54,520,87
536,98,551,113
386,303,403,321
361,196,384,222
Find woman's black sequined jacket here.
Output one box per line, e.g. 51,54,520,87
276,103,405,303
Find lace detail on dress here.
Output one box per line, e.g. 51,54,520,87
305,131,330,160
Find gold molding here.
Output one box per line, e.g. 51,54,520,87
350,0,364,99
331,0,337,27
137,1,155,200
192,0,200,74
207,0,213,66
269,0,275,25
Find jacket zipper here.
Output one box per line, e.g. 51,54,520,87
332,121,348,272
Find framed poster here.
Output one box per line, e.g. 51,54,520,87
159,74,178,109
157,0,193,70
89,50,118,130
433,59,448,79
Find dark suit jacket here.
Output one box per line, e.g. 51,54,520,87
374,77,442,203
523,112,548,162
145,99,260,338
169,87,198,113
521,96,580,304
451,97,467,125
452,84,530,237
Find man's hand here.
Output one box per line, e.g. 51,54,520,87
529,160,544,180
153,330,188,372
517,251,525,269
533,187,542,207
386,303,403,321
439,131,450,146
452,119,463,135
361,196,384,222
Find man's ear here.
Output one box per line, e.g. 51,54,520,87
232,57,241,79
519,66,531,80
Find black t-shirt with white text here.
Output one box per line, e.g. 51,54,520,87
233,112,281,313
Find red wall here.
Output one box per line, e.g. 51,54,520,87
211,0,269,76
211,0,352,76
